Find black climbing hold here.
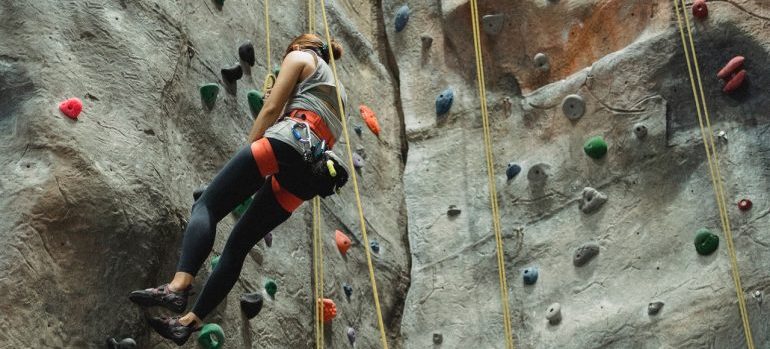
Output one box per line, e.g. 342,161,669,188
354,125,363,136
506,163,521,180
221,64,243,83
200,83,220,109
527,163,549,183
694,228,719,255
573,242,600,267
239,42,256,66
433,333,443,344
522,266,539,285
239,292,264,319
213,0,224,7
394,5,410,32
421,34,433,50
370,240,380,253
447,205,462,216
579,187,607,214
107,337,137,349
648,301,664,315
343,283,353,300
247,90,264,117
436,88,454,115
193,185,207,201
633,124,648,139
534,53,550,72
546,303,562,325
482,14,505,35
347,327,356,345
561,94,585,120
584,136,608,159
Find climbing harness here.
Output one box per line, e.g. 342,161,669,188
468,0,515,348
318,1,390,347
672,0,755,347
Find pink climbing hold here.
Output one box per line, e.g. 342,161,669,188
717,56,745,79
717,56,746,94
692,0,708,19
59,98,83,120
723,70,746,94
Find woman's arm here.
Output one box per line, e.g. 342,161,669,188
247,51,315,143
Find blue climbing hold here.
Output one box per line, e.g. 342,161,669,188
394,5,410,32
354,125,363,136
522,266,539,285
343,283,353,300
506,163,521,180
370,240,380,253
436,88,454,115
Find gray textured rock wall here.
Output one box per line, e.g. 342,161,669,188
0,0,408,348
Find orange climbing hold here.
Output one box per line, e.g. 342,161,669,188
335,230,351,255
359,105,381,136
59,98,83,120
319,298,337,323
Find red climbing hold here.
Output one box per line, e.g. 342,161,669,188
723,70,746,93
335,230,351,256
738,199,753,211
717,56,745,79
359,105,381,136
319,298,337,323
692,0,708,19
59,98,83,120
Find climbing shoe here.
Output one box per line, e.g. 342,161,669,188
221,64,243,83
128,283,191,314
147,316,201,346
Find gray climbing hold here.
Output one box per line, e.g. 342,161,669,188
573,242,600,267
545,303,562,325
561,94,585,120
633,123,648,139
433,333,443,344
421,34,433,50
482,14,505,35
107,337,137,349
534,53,550,72
648,301,664,315
527,163,549,183
447,205,462,216
352,152,365,169
579,187,607,214
347,327,356,345
394,5,410,32
436,88,454,115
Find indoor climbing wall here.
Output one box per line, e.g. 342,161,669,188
0,0,409,348
390,0,770,348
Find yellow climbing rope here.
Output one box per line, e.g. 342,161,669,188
261,0,276,91
672,1,754,347
308,0,316,33
468,1,515,348
312,196,325,349
318,1,390,347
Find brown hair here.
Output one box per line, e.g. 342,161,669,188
284,33,343,62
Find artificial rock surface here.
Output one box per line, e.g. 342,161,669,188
3,0,770,348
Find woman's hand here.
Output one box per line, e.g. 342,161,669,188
247,51,316,143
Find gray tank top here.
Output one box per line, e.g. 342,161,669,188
264,50,347,154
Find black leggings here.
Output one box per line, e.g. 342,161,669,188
176,138,318,319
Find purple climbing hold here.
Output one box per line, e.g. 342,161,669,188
394,5,410,32
264,232,273,247
352,152,365,169
347,327,356,345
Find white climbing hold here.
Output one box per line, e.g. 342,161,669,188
579,187,607,214
482,14,505,35
562,94,585,120
545,303,562,325
633,123,648,139
533,53,550,72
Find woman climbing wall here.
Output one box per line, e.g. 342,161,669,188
128,33,350,346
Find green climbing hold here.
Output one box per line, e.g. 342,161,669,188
232,196,253,217
210,255,220,269
694,228,719,255
247,90,264,117
265,278,277,297
200,84,220,109
198,323,225,349
583,136,608,159
272,66,280,78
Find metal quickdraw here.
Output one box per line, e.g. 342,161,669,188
291,121,336,179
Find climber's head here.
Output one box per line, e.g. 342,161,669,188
284,33,343,63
